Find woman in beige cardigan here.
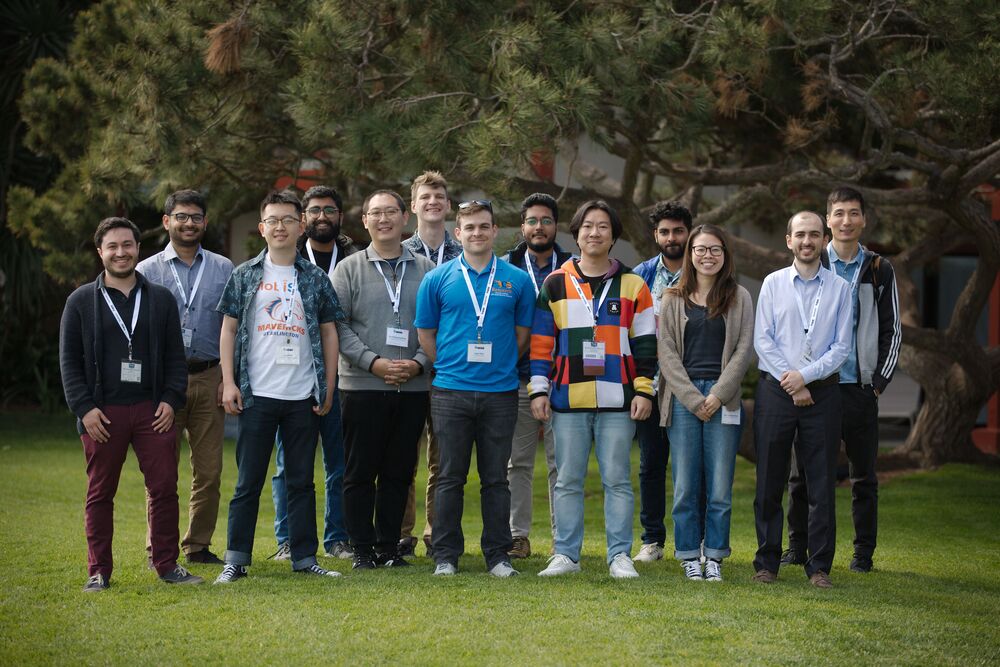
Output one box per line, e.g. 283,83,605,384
657,224,754,582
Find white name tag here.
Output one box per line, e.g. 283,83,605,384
120,359,142,383
182,327,194,348
386,327,409,347
721,406,741,425
277,339,300,365
582,340,606,376
467,341,493,363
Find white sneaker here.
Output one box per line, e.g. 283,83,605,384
633,543,664,563
299,563,342,578
489,561,520,578
681,559,704,580
609,553,639,579
538,554,581,577
704,559,722,582
433,562,457,576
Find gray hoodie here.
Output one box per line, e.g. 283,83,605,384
332,245,434,392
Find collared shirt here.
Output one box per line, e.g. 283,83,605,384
828,242,863,384
414,253,535,392
754,264,852,385
217,250,345,410
651,256,680,303
402,228,463,267
138,244,233,362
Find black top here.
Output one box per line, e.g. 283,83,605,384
100,284,153,404
683,303,725,379
311,248,334,273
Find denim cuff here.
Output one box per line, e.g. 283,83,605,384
291,555,318,571
224,549,252,567
703,547,731,560
674,548,702,561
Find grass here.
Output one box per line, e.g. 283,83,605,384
1,411,998,666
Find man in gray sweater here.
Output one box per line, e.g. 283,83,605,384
332,189,435,569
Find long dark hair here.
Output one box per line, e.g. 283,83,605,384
668,224,738,318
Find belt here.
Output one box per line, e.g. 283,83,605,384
187,358,220,374
763,372,839,390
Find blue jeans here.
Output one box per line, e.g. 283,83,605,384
551,410,635,564
430,388,518,569
272,389,347,552
226,397,319,570
667,378,742,561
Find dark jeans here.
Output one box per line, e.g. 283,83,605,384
787,384,880,559
81,401,179,578
753,376,841,577
636,399,670,546
431,387,518,569
225,397,319,570
341,390,428,555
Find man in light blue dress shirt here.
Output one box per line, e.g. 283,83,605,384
751,211,852,589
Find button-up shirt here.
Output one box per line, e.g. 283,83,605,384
217,250,345,410
137,244,233,362
402,228,463,267
754,264,852,385
828,242,863,384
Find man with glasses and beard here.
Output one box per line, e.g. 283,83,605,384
270,185,362,563
632,201,692,564
138,189,234,566
501,193,573,560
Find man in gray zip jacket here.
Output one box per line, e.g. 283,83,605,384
332,189,435,569
783,187,902,574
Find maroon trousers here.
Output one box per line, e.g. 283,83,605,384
81,401,180,578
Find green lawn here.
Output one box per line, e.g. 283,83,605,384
1,412,998,666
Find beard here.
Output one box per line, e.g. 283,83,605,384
104,258,136,279
659,243,684,260
526,235,555,253
169,227,203,248
306,220,340,244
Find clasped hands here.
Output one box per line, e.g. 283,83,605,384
372,358,420,386
779,370,814,407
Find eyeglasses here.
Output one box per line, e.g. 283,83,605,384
458,199,493,214
262,216,299,228
365,207,401,220
524,217,555,227
692,245,725,257
305,206,339,218
169,212,205,224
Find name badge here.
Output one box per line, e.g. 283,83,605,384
182,327,194,348
582,340,606,376
277,339,300,365
120,359,142,383
386,327,410,347
467,340,493,363
721,406,741,425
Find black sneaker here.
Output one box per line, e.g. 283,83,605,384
353,552,377,570
160,565,205,585
779,548,807,566
214,564,248,584
376,552,412,568
850,555,873,573
186,549,225,565
397,537,417,558
298,563,342,578
83,573,109,592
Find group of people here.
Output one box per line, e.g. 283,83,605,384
59,170,900,592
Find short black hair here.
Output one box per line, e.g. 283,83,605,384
259,190,302,218
94,217,141,247
520,193,558,223
569,200,622,241
827,186,866,217
164,189,207,216
648,200,692,230
302,185,344,212
362,189,406,214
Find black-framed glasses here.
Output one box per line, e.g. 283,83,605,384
169,212,205,224
305,205,339,218
692,245,725,257
458,199,493,214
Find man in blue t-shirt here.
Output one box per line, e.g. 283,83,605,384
415,200,535,578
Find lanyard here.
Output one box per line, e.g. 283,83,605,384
458,256,497,340
280,278,299,324
167,255,206,323
828,243,862,295
793,275,825,344
305,241,339,280
101,286,142,359
421,241,445,267
372,257,407,321
525,252,557,296
568,273,613,334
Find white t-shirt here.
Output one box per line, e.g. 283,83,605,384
248,256,314,400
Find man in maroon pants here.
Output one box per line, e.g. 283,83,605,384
59,217,203,591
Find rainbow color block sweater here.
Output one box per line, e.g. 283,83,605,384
529,258,657,412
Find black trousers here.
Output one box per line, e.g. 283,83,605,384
341,390,428,554
753,376,841,577
787,384,879,559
